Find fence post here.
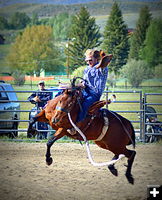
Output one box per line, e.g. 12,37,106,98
139,91,143,141
142,95,147,142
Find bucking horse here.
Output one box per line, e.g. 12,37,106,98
27,77,136,184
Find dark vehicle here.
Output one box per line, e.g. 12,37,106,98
145,106,162,143
0,81,20,138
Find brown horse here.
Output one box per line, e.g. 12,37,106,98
27,78,136,184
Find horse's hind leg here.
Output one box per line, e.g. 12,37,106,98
27,116,39,138
27,110,48,138
108,155,119,176
124,149,136,184
95,141,119,176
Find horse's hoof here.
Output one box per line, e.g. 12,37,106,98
125,173,134,184
108,165,118,176
46,157,53,165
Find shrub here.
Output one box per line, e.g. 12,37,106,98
72,66,85,78
120,59,153,88
12,70,25,86
154,64,162,78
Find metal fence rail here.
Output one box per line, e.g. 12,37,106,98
1,89,162,142
104,90,143,140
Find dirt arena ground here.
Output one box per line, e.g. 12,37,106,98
0,142,162,200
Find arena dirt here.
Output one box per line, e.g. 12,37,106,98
0,142,162,200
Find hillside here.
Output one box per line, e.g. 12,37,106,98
0,0,96,7
0,0,162,19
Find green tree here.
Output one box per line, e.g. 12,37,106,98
72,65,85,78
154,64,162,78
9,12,31,30
129,6,152,60
102,2,129,75
120,59,153,88
0,16,9,30
66,6,101,72
6,25,61,76
52,12,73,41
30,13,39,26
140,19,162,68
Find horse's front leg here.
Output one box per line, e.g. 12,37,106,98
46,128,65,165
27,116,39,138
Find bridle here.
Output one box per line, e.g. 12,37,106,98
55,90,82,114
55,100,75,114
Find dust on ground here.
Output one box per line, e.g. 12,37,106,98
0,142,162,200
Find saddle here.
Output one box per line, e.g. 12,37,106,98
67,100,111,141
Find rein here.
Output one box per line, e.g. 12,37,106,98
68,112,125,167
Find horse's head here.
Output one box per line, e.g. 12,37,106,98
52,87,82,127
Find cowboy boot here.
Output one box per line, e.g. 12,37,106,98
67,119,86,135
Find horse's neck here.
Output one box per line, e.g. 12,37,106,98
70,101,80,121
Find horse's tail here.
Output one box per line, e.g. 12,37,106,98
129,122,136,149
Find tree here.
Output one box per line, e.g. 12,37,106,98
6,25,61,76
9,12,31,30
102,2,129,75
30,13,39,26
154,64,162,78
66,6,101,72
52,12,73,41
120,59,153,88
72,65,85,78
129,6,152,60
0,16,9,30
140,19,162,68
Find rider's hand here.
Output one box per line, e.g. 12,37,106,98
77,81,85,88
33,96,41,102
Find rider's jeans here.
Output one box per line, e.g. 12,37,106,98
76,90,100,122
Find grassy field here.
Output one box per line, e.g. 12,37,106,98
12,82,162,131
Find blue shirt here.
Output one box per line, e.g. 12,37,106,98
28,89,52,108
83,64,108,98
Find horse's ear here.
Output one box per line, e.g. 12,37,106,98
64,89,68,94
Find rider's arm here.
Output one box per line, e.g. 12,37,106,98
28,92,37,104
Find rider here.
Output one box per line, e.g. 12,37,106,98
68,49,112,133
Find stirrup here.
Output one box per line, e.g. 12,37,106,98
67,128,77,135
